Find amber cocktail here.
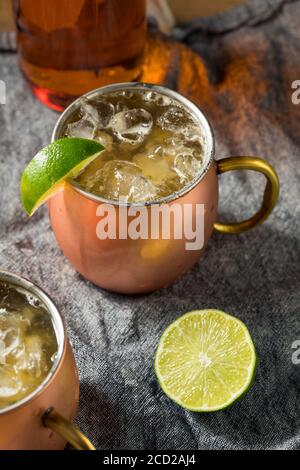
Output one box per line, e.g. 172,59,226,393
0,279,58,410
0,271,94,450
14,0,146,110
49,83,279,294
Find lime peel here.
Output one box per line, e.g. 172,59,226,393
20,138,104,215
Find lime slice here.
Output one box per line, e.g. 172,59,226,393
20,138,104,215
155,309,256,412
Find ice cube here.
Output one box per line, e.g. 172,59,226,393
0,339,5,364
0,327,20,357
114,101,129,113
186,142,203,161
66,119,95,140
66,98,115,140
109,108,153,149
81,98,114,128
0,284,27,312
92,160,157,202
143,91,172,107
23,335,45,378
0,366,22,398
133,152,173,186
163,133,203,160
157,106,195,132
173,153,202,183
0,313,30,371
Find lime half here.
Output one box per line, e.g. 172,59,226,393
155,309,256,412
20,138,104,215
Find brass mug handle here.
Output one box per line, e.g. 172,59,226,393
43,407,96,450
214,156,279,234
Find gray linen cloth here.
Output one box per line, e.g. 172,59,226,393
0,0,299,450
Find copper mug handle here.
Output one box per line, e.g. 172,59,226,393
42,408,96,450
214,156,279,234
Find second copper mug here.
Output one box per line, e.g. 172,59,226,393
0,271,95,450
49,83,279,294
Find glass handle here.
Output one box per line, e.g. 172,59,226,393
43,407,96,451
214,156,279,234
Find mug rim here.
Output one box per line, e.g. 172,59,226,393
0,270,66,415
52,82,216,207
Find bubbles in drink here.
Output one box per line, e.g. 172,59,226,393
65,89,205,202
0,282,58,409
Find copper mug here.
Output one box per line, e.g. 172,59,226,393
0,271,95,450
49,83,279,294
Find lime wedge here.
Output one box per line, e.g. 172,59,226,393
20,138,104,215
155,309,256,412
